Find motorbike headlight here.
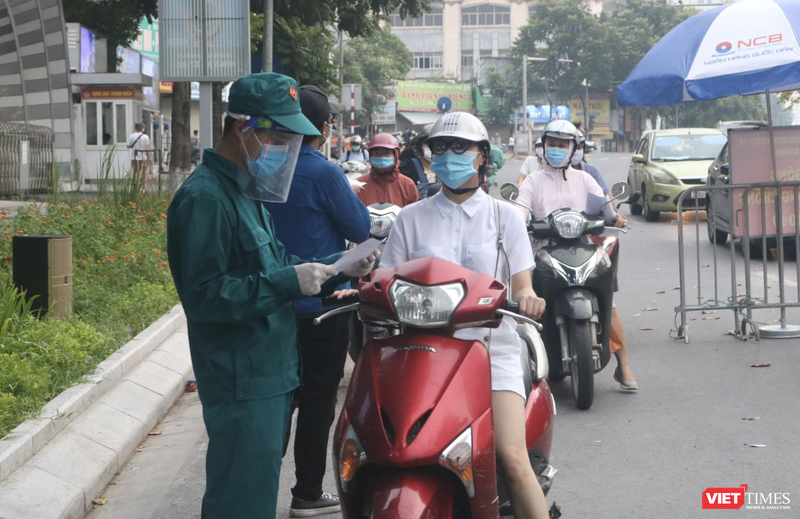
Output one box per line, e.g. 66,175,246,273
389,280,465,327
552,212,586,239
439,427,475,498
650,170,679,185
370,214,396,238
339,424,367,493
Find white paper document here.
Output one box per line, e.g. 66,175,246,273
586,193,617,221
333,238,383,273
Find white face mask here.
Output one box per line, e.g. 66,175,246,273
535,147,543,160
571,149,584,166
423,147,432,161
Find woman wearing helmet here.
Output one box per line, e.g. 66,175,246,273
516,120,637,391
380,112,552,519
337,135,369,165
355,133,420,208
517,137,544,186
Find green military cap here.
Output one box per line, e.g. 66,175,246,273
228,73,321,136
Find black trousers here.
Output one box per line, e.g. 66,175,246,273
291,312,351,502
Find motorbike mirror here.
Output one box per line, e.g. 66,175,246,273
610,181,631,202
500,183,519,201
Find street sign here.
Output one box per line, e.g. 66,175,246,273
159,0,250,82
330,84,363,111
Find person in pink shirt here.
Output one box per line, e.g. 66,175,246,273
517,120,638,391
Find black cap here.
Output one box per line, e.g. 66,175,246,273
298,85,339,129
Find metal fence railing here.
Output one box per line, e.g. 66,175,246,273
675,182,800,343
0,121,54,197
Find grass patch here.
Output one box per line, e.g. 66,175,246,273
0,189,178,438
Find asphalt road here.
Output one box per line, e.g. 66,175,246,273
88,153,800,519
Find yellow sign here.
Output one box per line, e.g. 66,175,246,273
567,94,611,136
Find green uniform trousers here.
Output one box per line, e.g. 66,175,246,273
201,391,293,519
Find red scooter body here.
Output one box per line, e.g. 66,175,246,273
331,258,556,519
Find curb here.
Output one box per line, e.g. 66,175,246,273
0,305,191,519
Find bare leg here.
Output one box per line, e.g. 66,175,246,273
611,307,635,381
492,391,549,519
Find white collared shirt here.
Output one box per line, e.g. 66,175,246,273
381,189,534,349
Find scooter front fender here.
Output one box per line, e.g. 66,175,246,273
364,469,461,519
553,287,597,320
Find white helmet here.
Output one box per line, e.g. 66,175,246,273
351,135,363,146
428,112,491,150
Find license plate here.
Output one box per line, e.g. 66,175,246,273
691,190,707,199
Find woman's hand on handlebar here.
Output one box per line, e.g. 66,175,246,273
331,288,358,300
613,213,627,228
515,290,546,321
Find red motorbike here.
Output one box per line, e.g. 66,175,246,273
315,257,558,519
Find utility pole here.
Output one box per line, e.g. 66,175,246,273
262,0,273,72
338,31,344,156
582,78,590,134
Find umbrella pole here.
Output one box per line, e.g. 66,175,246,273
759,89,800,338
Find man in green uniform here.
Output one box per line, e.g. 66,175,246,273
167,72,374,519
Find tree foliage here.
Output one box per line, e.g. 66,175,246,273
342,28,412,128
63,0,157,48
479,66,520,128
250,14,339,92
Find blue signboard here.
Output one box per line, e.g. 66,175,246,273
510,105,571,124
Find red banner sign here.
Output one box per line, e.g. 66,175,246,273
82,88,143,100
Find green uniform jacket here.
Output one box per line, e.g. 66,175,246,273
168,150,347,406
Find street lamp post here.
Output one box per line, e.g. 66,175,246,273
582,78,590,134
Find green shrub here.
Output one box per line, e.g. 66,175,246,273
0,194,179,438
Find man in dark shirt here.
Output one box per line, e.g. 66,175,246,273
264,85,370,517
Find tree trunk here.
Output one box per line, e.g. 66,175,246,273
212,82,223,146
169,82,192,196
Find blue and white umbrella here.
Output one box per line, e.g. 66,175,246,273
617,0,800,106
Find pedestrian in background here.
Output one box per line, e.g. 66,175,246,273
127,122,151,188
191,130,200,166
264,84,370,517
167,72,375,519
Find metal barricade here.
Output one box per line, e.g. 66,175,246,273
675,182,800,343
0,121,54,197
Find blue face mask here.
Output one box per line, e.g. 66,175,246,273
352,145,361,152
545,147,569,168
243,134,288,189
431,151,478,189
371,156,395,170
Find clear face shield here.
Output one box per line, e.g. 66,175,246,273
230,114,303,203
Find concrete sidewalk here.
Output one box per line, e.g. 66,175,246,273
84,360,354,519
0,316,192,519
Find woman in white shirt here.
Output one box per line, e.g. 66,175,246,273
381,113,550,519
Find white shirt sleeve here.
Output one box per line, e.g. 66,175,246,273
519,157,534,177
516,174,536,220
379,213,408,268
501,204,535,275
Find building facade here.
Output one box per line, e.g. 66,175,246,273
389,0,604,81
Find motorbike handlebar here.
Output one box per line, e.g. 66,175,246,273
322,293,360,307
498,302,544,332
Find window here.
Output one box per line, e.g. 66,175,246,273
462,4,510,26
462,54,474,68
390,6,442,27
116,104,127,143
86,102,98,145
413,52,443,69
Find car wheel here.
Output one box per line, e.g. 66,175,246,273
643,185,660,222
706,203,728,245
628,176,643,215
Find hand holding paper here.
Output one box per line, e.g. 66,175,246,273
334,238,382,275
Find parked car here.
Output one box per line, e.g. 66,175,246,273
627,128,727,222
